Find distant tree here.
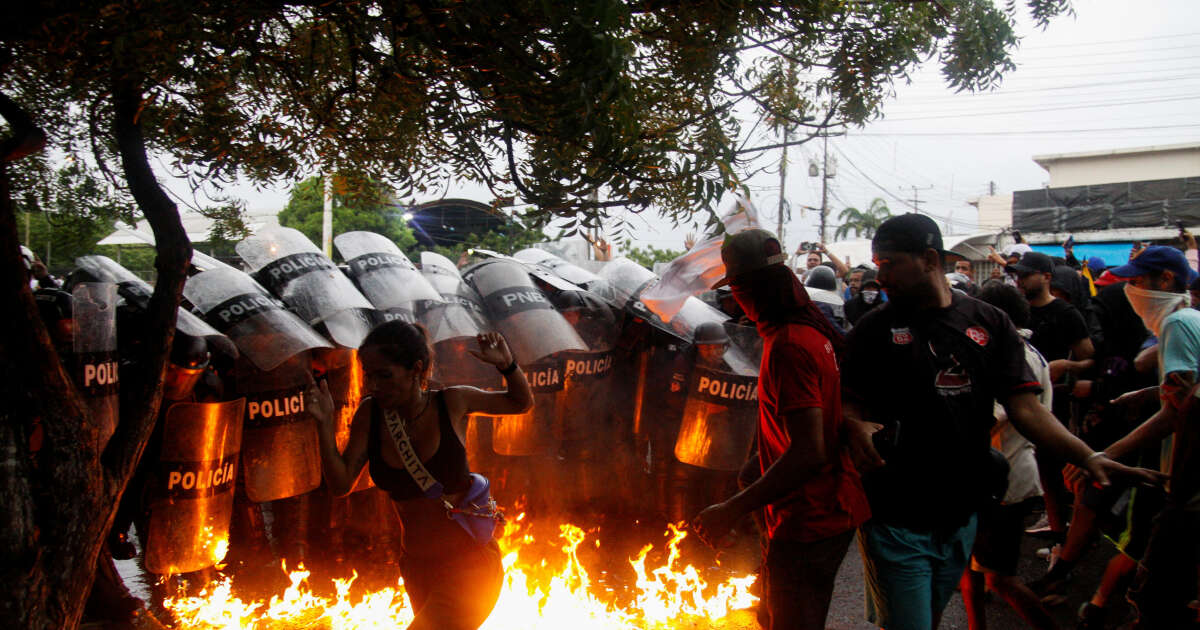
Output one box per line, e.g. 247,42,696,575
834,198,893,240
621,244,684,269
14,160,125,272
277,175,416,258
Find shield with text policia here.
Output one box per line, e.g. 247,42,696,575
184,266,332,372
72,281,119,450
334,231,441,325
144,398,244,574
552,290,619,442
232,351,322,503
463,259,586,456
673,338,759,471
237,226,375,349
416,251,503,389
75,254,238,360
185,266,331,503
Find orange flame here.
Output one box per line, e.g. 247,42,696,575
164,518,757,629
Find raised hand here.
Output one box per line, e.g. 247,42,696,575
468,332,515,369
305,378,336,434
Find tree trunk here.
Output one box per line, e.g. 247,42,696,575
0,72,189,627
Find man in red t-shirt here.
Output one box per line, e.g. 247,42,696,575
693,228,871,629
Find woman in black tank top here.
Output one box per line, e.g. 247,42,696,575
307,320,533,630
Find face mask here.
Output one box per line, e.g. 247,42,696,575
730,284,761,322
1124,283,1189,336
861,290,879,304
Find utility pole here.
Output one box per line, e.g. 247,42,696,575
906,184,933,212
777,125,789,242
807,131,836,244
322,172,333,257
820,133,829,243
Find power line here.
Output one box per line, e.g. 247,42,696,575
1020,31,1200,50
850,123,1200,136
1016,42,1200,60
880,93,1200,122
892,74,1200,100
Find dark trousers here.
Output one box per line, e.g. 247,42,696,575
1129,504,1200,629
402,540,504,630
763,529,856,629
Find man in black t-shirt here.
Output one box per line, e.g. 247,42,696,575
1009,251,1095,541
1009,251,1094,375
843,214,1160,630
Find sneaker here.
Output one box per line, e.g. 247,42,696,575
1076,602,1106,629
1026,514,1053,534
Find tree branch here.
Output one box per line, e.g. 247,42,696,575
106,75,190,489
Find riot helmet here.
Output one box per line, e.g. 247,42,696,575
804,265,838,292
164,332,211,401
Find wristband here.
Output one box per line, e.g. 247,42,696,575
1084,451,1107,465
498,361,518,375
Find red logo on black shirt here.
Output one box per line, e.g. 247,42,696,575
966,326,989,346
891,328,913,345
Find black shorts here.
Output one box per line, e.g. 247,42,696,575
970,500,1034,576
1081,483,1166,559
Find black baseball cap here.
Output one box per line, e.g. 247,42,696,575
712,228,787,288
1005,251,1054,276
872,213,963,262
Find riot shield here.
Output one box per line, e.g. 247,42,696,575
492,357,565,456
514,248,602,288
317,347,373,492
416,252,498,389
75,254,238,360
806,286,847,330
554,291,618,442
334,231,440,324
185,267,332,372
597,257,728,342
72,282,118,448
673,362,759,471
144,398,245,575
236,226,375,348
462,259,585,365
235,352,322,503
417,252,492,342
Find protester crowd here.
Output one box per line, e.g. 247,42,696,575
19,216,1200,630
694,219,1195,630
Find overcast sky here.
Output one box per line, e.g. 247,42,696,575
168,0,1200,256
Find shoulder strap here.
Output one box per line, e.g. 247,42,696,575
381,407,444,497
436,389,452,429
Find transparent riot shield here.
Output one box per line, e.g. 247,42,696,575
554,291,619,441
334,231,440,324
185,267,332,372
597,257,728,343
806,286,848,330
462,259,585,365
144,398,245,575
415,252,498,391
417,252,492,343
75,254,238,360
514,248,602,288
235,352,322,503
673,363,759,471
318,347,372,492
236,226,375,348
72,282,118,448
493,358,565,456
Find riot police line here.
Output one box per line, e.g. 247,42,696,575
49,229,760,602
